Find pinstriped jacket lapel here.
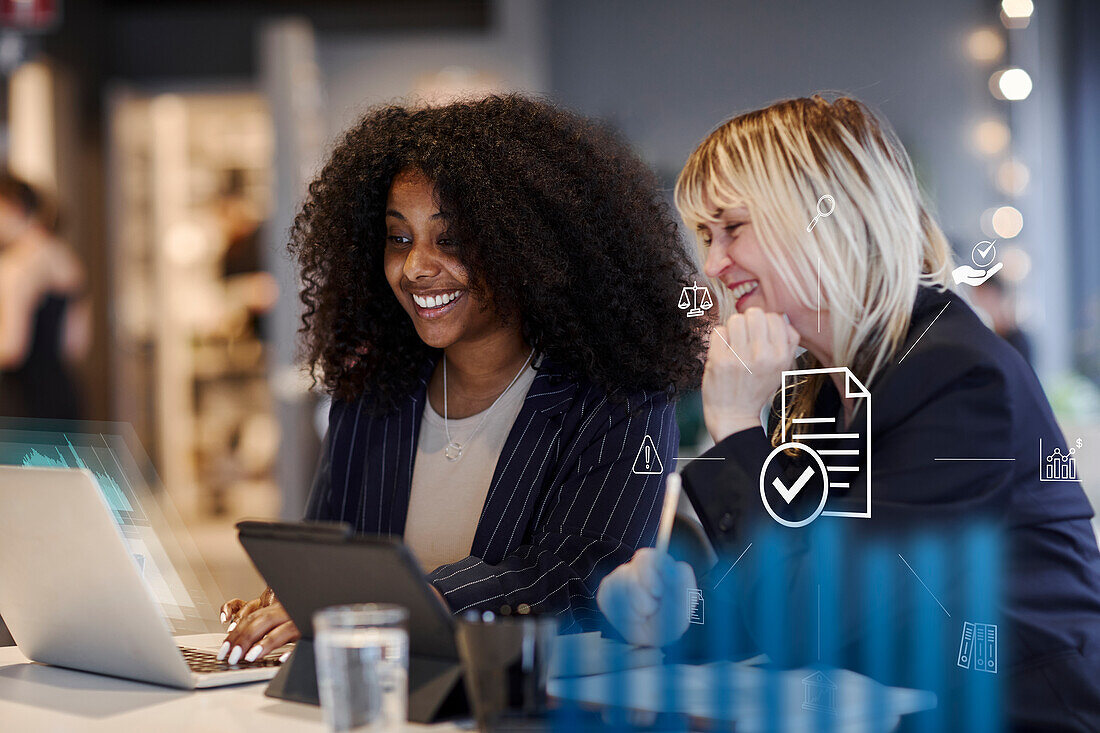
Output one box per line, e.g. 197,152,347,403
341,356,577,559
468,361,578,563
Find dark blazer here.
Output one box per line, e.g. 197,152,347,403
682,287,1100,730
305,356,677,632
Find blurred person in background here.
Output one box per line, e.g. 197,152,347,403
216,95,708,667
0,173,89,419
216,168,278,340
970,276,1033,367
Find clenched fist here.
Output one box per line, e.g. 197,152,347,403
703,307,800,443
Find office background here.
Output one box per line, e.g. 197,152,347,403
0,0,1097,620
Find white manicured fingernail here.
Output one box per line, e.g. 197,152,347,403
279,652,290,663
216,641,230,661
220,611,227,623
227,621,237,632
228,645,243,665
244,644,263,663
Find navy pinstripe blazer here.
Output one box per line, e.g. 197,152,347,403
304,356,678,630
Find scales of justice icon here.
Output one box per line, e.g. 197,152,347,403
678,281,713,318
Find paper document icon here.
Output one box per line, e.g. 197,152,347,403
780,367,872,518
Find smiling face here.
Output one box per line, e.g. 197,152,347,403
383,168,503,349
698,204,816,334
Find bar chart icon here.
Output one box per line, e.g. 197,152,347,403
1039,438,1079,482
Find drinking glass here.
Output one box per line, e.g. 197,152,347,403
313,604,409,732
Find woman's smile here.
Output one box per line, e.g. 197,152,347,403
725,278,760,313
408,288,467,319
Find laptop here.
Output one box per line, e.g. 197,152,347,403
0,465,285,688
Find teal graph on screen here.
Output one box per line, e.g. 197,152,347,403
20,435,134,515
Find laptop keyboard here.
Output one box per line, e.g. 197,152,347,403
179,645,287,674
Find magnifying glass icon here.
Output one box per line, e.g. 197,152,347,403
806,194,836,232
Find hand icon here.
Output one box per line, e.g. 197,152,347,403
951,262,1003,287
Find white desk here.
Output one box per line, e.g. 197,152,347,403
0,636,936,732
0,645,464,732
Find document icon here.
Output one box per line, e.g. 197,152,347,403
687,588,704,625
780,366,872,519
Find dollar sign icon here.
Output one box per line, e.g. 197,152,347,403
1076,438,1083,450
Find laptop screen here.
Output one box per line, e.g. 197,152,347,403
0,417,221,635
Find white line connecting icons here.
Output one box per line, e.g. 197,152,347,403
758,367,872,527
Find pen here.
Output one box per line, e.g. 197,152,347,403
654,472,681,554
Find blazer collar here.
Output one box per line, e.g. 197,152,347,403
410,352,579,418
383,352,578,544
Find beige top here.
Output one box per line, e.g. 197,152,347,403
404,365,537,574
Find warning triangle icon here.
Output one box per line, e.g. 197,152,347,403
632,434,663,475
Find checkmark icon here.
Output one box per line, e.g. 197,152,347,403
972,240,997,266
772,466,816,504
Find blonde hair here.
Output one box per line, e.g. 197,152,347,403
675,95,953,446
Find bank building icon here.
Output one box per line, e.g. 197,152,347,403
678,281,713,318
801,671,837,715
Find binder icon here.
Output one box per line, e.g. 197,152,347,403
956,621,974,669
957,621,997,673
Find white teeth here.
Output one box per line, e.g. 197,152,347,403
730,280,758,300
412,291,461,309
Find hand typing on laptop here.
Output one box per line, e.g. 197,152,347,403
219,587,300,665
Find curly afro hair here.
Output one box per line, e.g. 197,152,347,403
291,94,708,409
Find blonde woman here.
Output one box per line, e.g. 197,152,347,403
597,96,1100,728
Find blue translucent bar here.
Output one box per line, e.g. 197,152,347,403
910,537,947,733
862,543,892,731
757,526,785,733
962,524,1003,733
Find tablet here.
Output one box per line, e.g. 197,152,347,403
236,520,457,659
236,520,468,721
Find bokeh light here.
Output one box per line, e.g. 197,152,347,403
966,28,1005,63
995,159,1030,195
990,68,1033,101
1001,0,1034,19
973,118,1011,155
1001,0,1034,28
1000,245,1032,283
991,205,1024,238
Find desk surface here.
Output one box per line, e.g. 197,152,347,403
0,635,936,732
0,644,464,732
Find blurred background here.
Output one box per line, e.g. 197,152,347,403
0,0,1096,605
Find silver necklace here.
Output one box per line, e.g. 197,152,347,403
442,348,535,461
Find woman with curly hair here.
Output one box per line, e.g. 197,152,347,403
217,94,708,665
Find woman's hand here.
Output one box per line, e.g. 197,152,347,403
219,586,275,631
703,308,800,443
596,548,697,648
218,588,300,664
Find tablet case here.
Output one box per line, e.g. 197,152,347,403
236,520,469,723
